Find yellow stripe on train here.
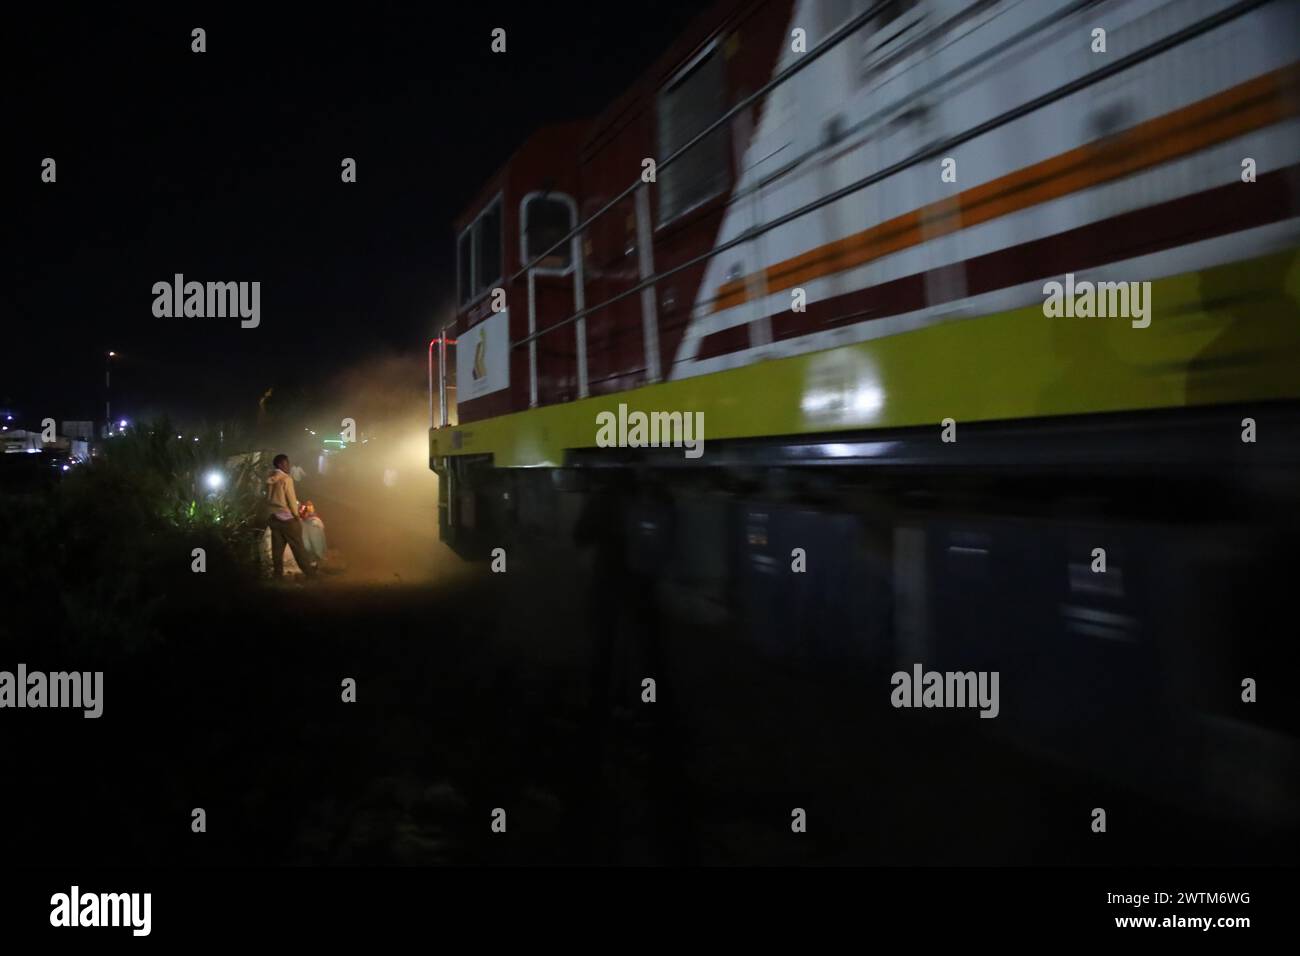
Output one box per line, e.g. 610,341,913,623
431,249,1300,469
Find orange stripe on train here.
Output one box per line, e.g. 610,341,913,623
711,63,1300,313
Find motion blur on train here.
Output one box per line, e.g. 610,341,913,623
429,0,1300,825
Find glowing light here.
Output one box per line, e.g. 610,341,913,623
852,384,884,416
800,350,885,426
204,470,225,490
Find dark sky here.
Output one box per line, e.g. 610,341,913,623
7,3,703,428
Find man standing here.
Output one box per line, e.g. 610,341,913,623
267,453,317,579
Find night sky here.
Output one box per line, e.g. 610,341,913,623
8,3,702,427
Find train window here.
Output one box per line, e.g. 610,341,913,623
476,200,503,294
457,197,504,306
657,44,728,224
521,194,574,271
457,230,473,306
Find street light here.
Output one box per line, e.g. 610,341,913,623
105,351,117,437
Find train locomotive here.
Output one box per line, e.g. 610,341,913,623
429,0,1300,822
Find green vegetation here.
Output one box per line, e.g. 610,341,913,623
0,420,270,654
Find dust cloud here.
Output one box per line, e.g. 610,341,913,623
260,349,465,586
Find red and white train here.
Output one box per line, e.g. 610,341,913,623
429,0,1300,819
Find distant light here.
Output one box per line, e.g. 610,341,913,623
204,470,225,490
193,437,199,442
61,465,70,472
108,351,116,357
177,434,183,439
119,419,127,428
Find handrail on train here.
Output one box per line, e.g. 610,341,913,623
513,0,1267,351
507,0,897,288
499,0,897,406
433,0,1271,428
429,334,456,429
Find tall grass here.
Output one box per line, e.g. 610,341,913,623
0,419,271,654
82,419,267,543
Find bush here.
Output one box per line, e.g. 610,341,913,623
0,419,269,655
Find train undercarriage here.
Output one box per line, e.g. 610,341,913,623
433,402,1300,829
